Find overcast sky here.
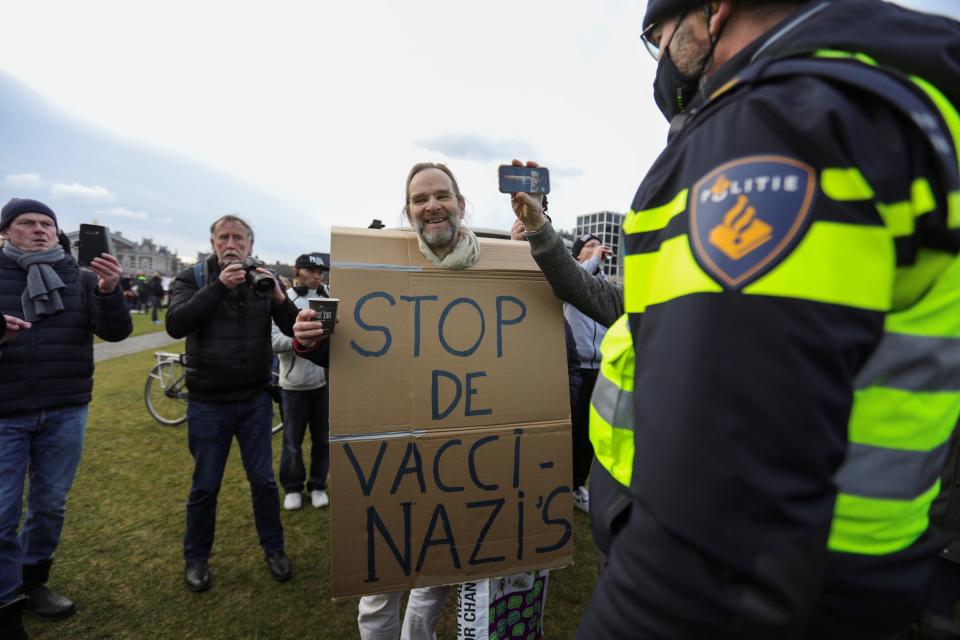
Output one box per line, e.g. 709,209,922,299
0,0,955,264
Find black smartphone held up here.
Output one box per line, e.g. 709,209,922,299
76,224,115,267
498,165,550,194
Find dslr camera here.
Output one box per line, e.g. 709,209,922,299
240,257,275,293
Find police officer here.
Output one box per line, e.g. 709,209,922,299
515,0,960,637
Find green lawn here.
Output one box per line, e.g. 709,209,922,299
94,308,167,343
23,346,598,639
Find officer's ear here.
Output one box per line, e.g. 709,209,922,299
707,0,730,38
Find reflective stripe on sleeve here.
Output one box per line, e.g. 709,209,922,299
856,332,960,392
623,235,722,313
623,190,689,235
847,387,960,451
834,441,948,501
591,371,635,431
744,222,893,310
588,404,635,488
828,482,940,555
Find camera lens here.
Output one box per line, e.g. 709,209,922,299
247,270,275,293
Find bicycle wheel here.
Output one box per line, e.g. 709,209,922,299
145,361,188,426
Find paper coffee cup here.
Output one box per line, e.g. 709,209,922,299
308,298,339,334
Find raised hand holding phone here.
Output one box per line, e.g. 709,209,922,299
506,159,549,233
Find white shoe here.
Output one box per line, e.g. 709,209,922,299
283,492,302,511
572,486,590,514
310,490,329,508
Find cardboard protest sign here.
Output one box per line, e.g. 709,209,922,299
328,227,573,598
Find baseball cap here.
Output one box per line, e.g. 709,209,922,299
295,253,330,270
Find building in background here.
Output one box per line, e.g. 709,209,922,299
574,210,624,279
65,229,182,276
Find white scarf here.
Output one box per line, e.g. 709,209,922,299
415,227,480,270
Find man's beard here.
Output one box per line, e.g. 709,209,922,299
418,215,460,253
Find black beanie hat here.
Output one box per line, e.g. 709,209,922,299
0,198,58,232
643,0,705,30
643,0,811,30
572,233,602,258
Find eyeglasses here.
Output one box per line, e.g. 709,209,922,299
640,21,662,60
640,9,690,61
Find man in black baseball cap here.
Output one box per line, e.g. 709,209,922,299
272,252,331,513
294,252,330,272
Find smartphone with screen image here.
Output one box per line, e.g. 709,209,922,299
76,224,115,266
498,165,550,194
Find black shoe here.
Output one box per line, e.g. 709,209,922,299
184,560,211,592
24,585,76,620
265,552,292,582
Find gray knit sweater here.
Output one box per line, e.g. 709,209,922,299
524,222,624,328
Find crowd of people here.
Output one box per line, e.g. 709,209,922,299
2,0,960,639
120,273,167,323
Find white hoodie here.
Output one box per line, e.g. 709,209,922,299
271,285,329,390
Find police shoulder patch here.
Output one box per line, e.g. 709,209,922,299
689,155,815,289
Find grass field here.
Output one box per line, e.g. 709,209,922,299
22,345,598,639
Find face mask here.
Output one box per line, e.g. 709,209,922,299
652,4,723,122
653,48,702,122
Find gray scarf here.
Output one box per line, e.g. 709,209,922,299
416,227,481,270
1,242,67,321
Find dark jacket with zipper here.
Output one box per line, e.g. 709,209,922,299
166,254,298,402
0,250,132,416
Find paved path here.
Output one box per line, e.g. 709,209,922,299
94,330,182,363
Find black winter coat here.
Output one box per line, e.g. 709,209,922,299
166,255,298,402
0,251,132,416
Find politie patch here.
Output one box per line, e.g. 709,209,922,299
689,155,815,288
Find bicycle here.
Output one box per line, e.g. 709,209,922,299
145,351,283,434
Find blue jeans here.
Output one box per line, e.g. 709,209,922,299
279,386,329,494
183,392,283,561
0,406,87,605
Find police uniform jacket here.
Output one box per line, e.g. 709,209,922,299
578,1,960,638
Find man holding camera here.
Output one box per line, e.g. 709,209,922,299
0,198,131,639
166,214,299,593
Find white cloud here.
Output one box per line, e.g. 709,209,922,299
416,134,537,162
50,182,114,202
5,173,42,189
99,206,148,220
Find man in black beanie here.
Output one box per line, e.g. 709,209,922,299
0,198,131,639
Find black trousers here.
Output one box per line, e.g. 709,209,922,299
571,367,598,489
